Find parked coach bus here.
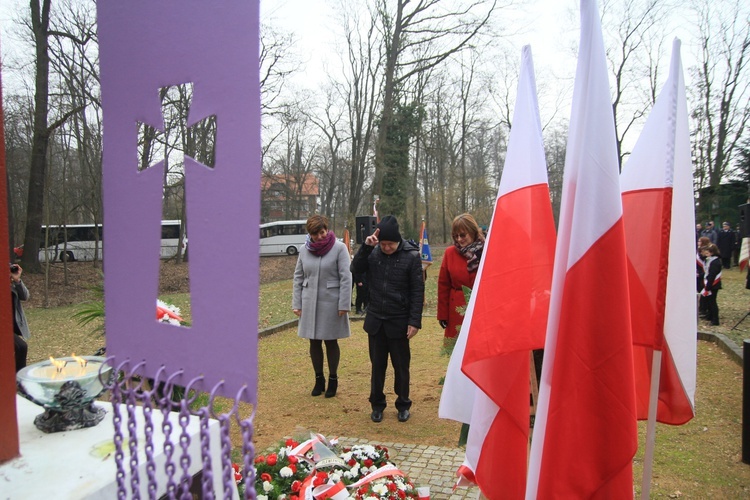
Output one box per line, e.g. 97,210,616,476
36,220,185,262
260,220,307,256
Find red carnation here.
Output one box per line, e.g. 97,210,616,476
288,455,299,464
313,472,328,487
397,490,406,499
289,464,297,473
254,455,265,464
358,486,368,496
266,454,278,466
260,472,273,483
348,459,357,467
364,458,374,467
291,480,301,493
286,438,298,447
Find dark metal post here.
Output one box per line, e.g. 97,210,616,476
743,340,750,464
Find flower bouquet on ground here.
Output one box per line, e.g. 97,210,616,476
156,299,187,326
251,433,426,500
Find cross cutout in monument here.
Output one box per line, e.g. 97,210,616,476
136,83,218,326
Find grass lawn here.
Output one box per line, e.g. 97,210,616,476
20,247,750,497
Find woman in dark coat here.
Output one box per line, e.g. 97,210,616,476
292,215,352,398
437,214,485,339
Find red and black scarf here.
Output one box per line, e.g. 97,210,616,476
306,230,336,257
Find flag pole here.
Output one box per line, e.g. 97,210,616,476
641,350,663,499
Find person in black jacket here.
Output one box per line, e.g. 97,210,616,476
10,264,30,372
351,215,424,424
716,222,735,269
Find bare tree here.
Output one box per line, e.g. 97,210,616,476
372,0,497,219
336,2,383,219
307,87,346,217
690,0,750,198
601,0,670,168
20,0,87,272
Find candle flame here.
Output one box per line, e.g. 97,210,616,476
49,356,67,372
72,353,88,367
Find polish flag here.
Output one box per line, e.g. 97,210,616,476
526,0,638,497
621,39,696,426
439,45,555,499
740,238,749,271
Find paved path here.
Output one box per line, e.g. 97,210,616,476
338,437,479,500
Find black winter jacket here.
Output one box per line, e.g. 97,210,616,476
351,239,424,332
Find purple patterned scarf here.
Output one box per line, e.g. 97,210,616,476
306,230,336,257
456,239,484,273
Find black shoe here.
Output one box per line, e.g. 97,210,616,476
397,410,410,422
356,309,362,315
325,377,338,398
311,375,325,397
370,410,383,423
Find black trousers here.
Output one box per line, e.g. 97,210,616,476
706,290,720,325
14,334,27,373
368,327,411,412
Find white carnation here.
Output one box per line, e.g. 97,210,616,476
279,466,293,478
263,481,273,492
372,483,389,496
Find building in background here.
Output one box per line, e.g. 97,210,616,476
261,173,320,222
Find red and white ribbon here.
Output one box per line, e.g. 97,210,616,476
346,464,404,490
313,481,348,500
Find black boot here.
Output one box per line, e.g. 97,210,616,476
325,376,338,398
311,374,325,396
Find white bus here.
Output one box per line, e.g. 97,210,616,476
260,220,307,256
37,220,185,262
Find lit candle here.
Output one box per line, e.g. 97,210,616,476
30,361,102,381
18,356,112,409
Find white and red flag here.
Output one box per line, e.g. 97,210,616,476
526,0,637,497
621,38,696,426
439,45,556,499
740,238,750,271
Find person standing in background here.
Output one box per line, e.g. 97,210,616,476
292,215,352,398
700,220,718,244
11,264,30,372
437,214,485,340
717,222,735,269
352,266,368,315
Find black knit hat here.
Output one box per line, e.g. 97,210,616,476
377,215,401,242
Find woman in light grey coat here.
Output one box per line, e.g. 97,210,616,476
292,215,352,398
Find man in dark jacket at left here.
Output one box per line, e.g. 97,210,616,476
351,215,424,424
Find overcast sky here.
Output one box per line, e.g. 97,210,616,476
0,0,701,138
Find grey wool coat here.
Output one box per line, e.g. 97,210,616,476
292,240,352,340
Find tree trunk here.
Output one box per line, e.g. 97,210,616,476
21,0,52,274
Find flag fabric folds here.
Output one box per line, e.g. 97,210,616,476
526,0,638,497
621,38,696,425
419,220,433,270
457,45,555,499
740,237,750,271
